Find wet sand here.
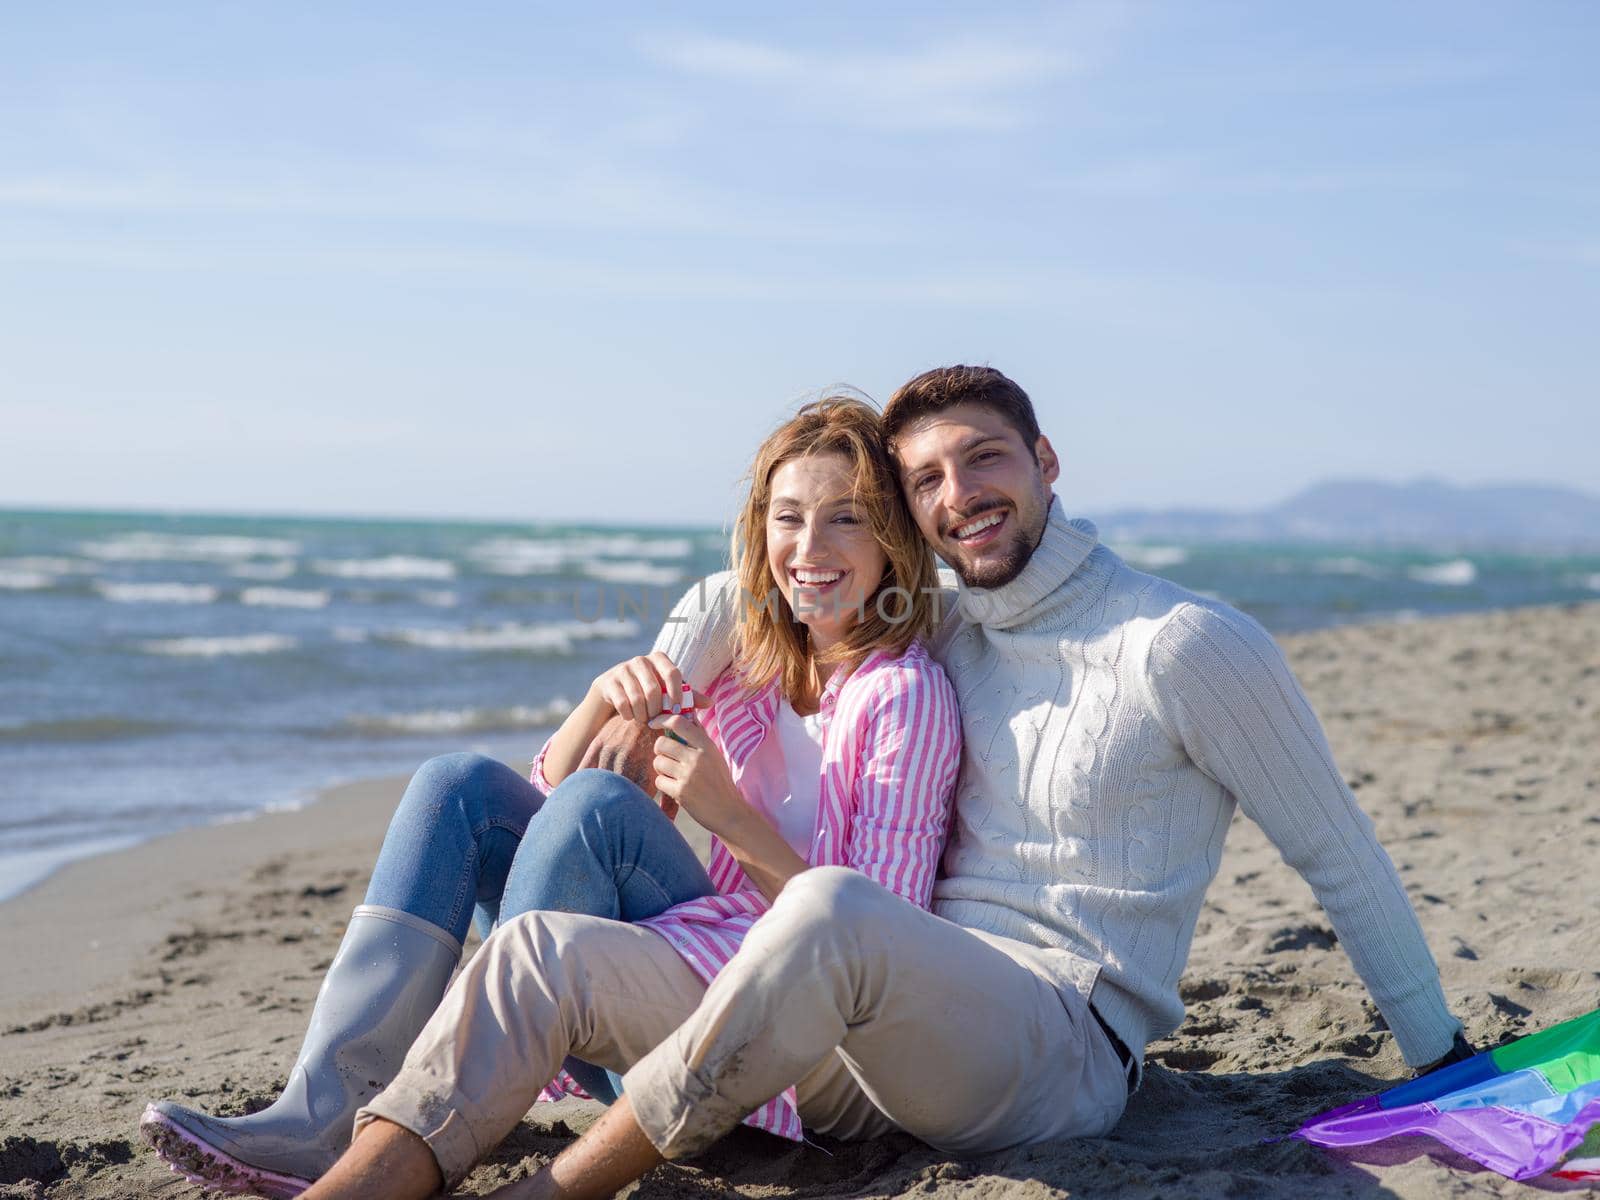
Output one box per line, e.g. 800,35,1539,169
2,602,1597,1198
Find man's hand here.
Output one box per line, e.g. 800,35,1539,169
580,714,659,797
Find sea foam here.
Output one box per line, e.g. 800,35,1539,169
582,560,684,586
1408,559,1478,587
342,699,575,737
239,587,331,609
97,581,220,604
140,633,298,657
1119,545,1189,570
312,556,457,581
381,619,639,654
0,570,55,591
468,535,694,577
80,532,300,561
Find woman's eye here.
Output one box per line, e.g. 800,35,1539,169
773,513,801,525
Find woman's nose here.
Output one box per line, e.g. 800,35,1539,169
796,517,830,558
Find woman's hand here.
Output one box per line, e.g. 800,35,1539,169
647,713,745,834
590,652,687,725
649,713,810,902
539,653,686,790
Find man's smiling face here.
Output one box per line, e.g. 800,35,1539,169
891,402,1060,589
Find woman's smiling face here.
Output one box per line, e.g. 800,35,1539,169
765,452,888,654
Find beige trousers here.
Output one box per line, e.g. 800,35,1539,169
359,867,1127,1189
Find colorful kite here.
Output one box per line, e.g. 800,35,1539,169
1295,1006,1600,1182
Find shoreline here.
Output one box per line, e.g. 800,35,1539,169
2,602,1597,1198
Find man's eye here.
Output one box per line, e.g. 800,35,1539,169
973,451,999,464
914,475,938,491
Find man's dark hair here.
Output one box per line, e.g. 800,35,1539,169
882,365,1041,453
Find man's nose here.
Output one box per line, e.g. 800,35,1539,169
942,467,982,516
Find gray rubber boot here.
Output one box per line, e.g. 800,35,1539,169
141,905,461,1198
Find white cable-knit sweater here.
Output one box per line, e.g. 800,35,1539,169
653,499,1461,1068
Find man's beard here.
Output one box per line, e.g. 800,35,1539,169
945,525,1034,589
940,501,1042,590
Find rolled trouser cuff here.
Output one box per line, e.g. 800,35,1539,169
355,1081,483,1193
623,1031,752,1160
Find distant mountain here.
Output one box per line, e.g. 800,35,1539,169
1094,479,1600,551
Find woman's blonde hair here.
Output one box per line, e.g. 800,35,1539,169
731,394,938,710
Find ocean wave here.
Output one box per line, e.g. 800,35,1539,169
1313,556,1387,579
468,535,695,576
139,633,298,657
96,581,220,604
1579,573,1600,593
1119,545,1189,570
581,560,685,587
0,555,94,574
380,618,639,654
0,716,177,743
0,569,56,591
1408,559,1477,587
239,586,331,609
0,555,98,591
230,559,298,581
340,699,575,737
80,532,300,562
312,555,457,581
416,589,459,607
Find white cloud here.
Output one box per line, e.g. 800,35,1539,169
641,32,1075,133
1052,153,1468,200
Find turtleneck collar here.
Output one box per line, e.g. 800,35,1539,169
954,496,1102,630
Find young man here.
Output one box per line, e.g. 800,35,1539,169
301,366,1471,1200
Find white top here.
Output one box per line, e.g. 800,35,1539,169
654,500,1461,1069
739,699,825,857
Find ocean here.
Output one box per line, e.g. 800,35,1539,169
3,507,1597,902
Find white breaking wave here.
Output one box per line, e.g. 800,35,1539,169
1119,545,1189,570
239,587,330,609
96,581,220,604
0,555,91,574
415,589,459,607
80,532,300,562
230,559,298,581
0,570,54,591
140,633,298,657
345,699,575,736
1408,559,1477,587
312,556,457,581
469,535,695,577
382,618,640,654
1578,573,1600,593
1313,556,1387,579
582,560,684,587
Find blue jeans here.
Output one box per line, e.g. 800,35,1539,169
363,754,715,1102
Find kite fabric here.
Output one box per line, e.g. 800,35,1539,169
1295,1005,1600,1183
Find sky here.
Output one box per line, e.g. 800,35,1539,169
2,1,1596,526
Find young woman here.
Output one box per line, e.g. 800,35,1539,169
143,395,960,1196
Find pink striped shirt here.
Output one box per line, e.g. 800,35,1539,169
529,639,960,1141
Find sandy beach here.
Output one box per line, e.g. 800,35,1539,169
2,602,1596,1199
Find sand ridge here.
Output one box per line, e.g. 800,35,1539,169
2,603,1597,1198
